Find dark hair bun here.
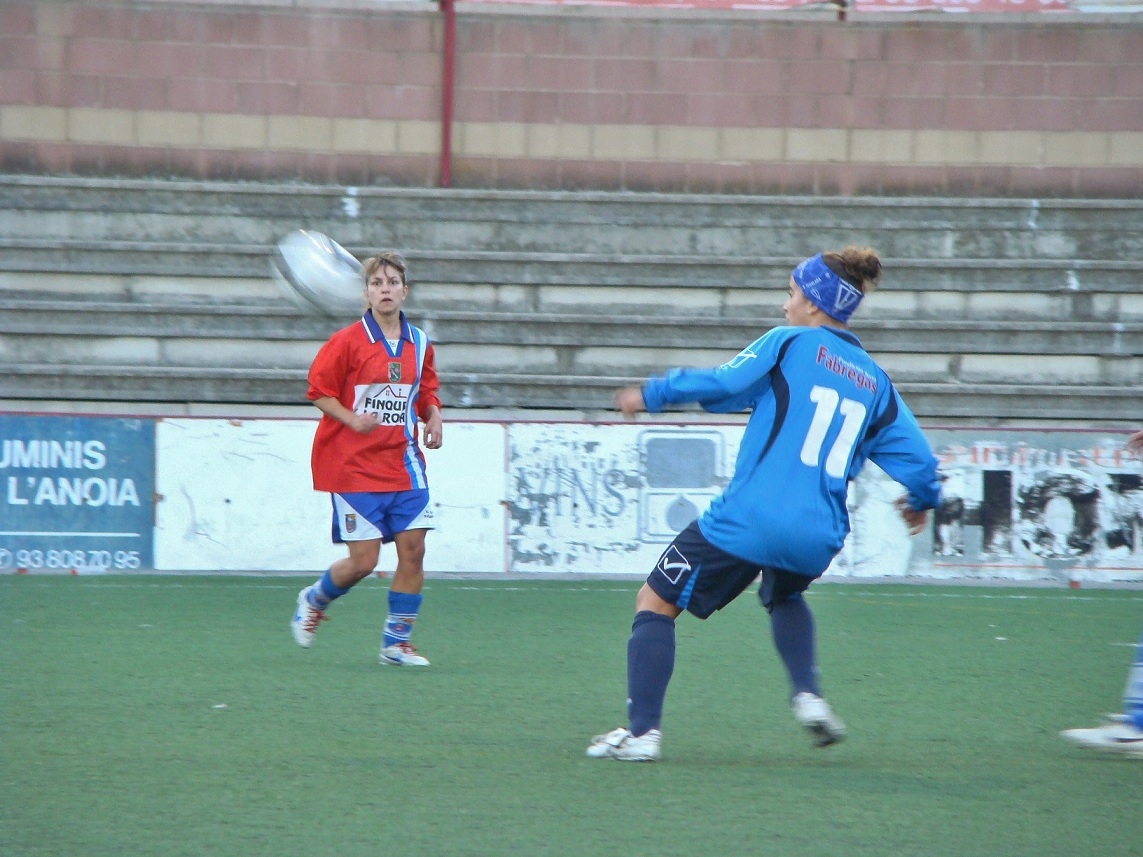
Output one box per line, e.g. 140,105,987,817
824,245,881,293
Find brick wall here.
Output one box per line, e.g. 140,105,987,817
1,0,1141,195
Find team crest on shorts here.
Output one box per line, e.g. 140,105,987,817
345,513,357,533
388,362,402,382
656,544,691,585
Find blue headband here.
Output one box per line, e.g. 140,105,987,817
791,254,863,323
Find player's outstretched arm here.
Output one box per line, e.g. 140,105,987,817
1127,430,1143,453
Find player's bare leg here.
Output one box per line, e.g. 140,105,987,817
330,539,382,588
389,528,427,595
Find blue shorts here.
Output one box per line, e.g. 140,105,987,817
646,521,813,619
330,489,434,544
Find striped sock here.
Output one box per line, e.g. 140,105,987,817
383,590,423,647
306,570,349,610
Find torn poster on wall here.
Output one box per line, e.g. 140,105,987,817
921,429,1142,583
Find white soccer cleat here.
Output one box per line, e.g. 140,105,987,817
792,692,847,747
380,641,431,666
1060,720,1143,758
585,727,662,761
291,587,328,648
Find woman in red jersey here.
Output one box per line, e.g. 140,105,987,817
290,251,443,666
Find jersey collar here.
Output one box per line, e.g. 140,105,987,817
360,310,413,346
820,325,862,349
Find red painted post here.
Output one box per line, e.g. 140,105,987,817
439,0,455,188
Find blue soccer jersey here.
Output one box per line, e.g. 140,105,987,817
641,325,941,576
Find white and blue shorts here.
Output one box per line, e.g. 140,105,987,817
330,489,434,544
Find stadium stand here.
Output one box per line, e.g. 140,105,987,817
0,174,1139,421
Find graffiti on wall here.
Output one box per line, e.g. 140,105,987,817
506,423,743,572
507,423,1143,581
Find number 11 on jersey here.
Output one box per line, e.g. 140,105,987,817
800,385,867,478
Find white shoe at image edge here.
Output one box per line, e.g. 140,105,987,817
586,727,662,761
1060,720,1143,758
792,692,847,747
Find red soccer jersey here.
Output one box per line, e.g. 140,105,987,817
307,312,441,493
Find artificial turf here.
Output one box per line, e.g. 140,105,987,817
2,575,1140,857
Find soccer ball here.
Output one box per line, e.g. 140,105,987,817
270,229,364,317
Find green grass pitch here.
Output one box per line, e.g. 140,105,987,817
2,575,1141,857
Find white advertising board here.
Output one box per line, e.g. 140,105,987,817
145,418,1143,583
155,418,342,571
154,418,504,573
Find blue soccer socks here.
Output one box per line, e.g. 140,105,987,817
383,590,424,648
1125,630,1143,731
306,569,350,610
627,610,676,738
769,594,821,698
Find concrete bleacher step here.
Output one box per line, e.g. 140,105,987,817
0,293,337,340
4,293,1140,360
1,291,1138,409
447,378,1139,421
0,363,306,405
4,250,1141,323
4,175,1143,261
3,173,1142,323
4,174,1143,275
1,362,1134,422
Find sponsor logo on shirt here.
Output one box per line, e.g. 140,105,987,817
354,383,412,425
655,544,692,585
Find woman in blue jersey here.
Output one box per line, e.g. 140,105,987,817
1059,429,1143,758
588,246,942,762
